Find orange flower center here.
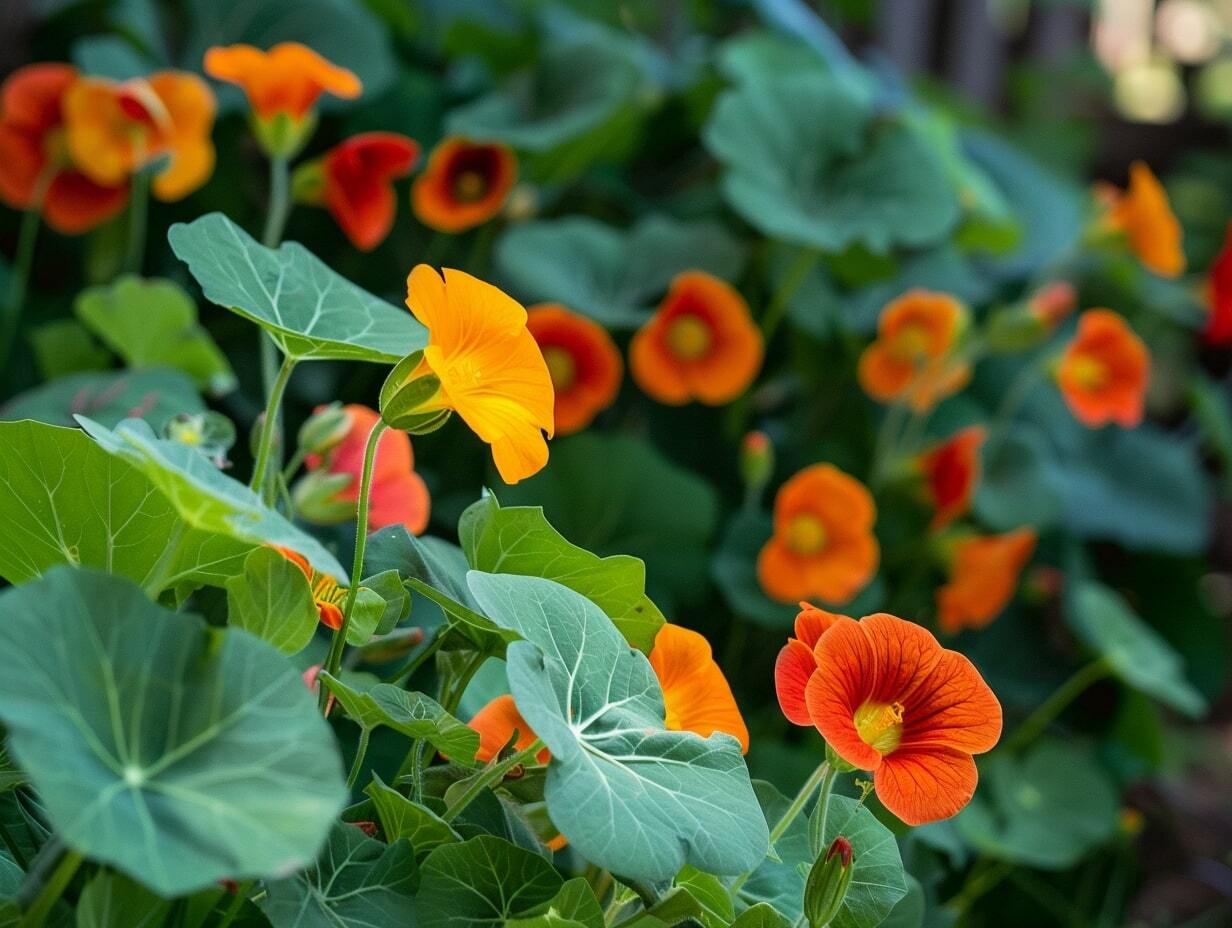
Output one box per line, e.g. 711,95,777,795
1068,354,1108,391
542,346,577,392
854,700,904,754
889,324,932,361
665,314,713,361
453,170,487,203
786,514,828,556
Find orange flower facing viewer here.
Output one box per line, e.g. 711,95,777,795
0,63,128,233
1056,309,1149,428
204,43,360,122
526,304,622,435
775,603,849,726
276,547,347,630
630,271,763,406
859,290,970,411
412,137,517,233
1102,161,1185,278
403,266,554,484
63,71,216,201
918,426,986,531
302,132,419,251
757,464,879,606
804,613,1002,825
937,528,1037,634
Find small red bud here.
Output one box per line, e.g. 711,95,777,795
826,835,853,868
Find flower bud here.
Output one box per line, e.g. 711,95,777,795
252,110,317,160
1027,281,1077,329
357,627,424,664
290,158,326,205
804,836,855,928
298,403,352,457
740,431,774,495
291,471,356,525
379,350,453,434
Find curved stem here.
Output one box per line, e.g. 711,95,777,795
249,354,296,502
0,186,47,374
441,739,545,824
1002,659,1111,753
258,155,293,477
345,729,372,791
730,759,832,895
319,419,388,711
808,762,840,856
18,847,82,928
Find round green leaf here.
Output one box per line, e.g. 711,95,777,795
226,546,319,654
415,835,564,928
1,368,203,432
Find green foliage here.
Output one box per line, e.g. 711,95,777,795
1,369,203,431
225,546,320,654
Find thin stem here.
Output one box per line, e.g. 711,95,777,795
384,628,445,685
761,247,820,343
125,166,150,275
249,354,296,502
212,880,253,928
142,522,186,599
869,401,907,487
345,729,372,791
730,760,832,895
944,858,1011,915
258,155,293,478
18,847,82,928
0,185,47,374
808,762,840,856
442,651,485,715
319,419,388,711
441,739,545,824
987,359,1047,453
1002,659,1111,753
280,448,307,486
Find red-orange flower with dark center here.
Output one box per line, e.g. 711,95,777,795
775,602,850,726
803,613,1002,825
630,271,764,406
0,63,128,233
858,290,970,412
276,547,347,630
757,464,879,606
319,132,419,251
306,403,430,534
918,426,985,531
412,137,517,233
1204,222,1232,346
1056,309,1149,428
1101,161,1185,278
204,43,361,121
936,528,1037,634
526,303,622,435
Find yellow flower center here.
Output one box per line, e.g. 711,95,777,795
1069,354,1108,390
854,701,904,754
890,324,932,361
786,514,828,556
311,571,346,609
542,346,577,392
454,170,487,203
665,314,713,361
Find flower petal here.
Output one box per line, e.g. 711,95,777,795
874,746,978,826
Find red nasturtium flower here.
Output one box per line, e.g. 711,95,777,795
917,426,986,531
789,613,1002,825
0,63,129,233
757,464,879,606
1055,309,1149,428
630,271,764,406
526,304,622,435
858,290,971,412
204,42,361,122
412,137,517,233
1100,161,1185,278
63,71,216,201
276,547,347,630
936,528,1037,634
297,132,420,251
302,404,430,534
402,266,555,484
775,603,849,726
1203,222,1232,346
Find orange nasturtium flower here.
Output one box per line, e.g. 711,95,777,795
1100,161,1185,278
63,71,216,201
917,426,986,531
276,547,347,630
775,603,849,726
936,527,1037,634
412,136,517,233
526,304,622,435
757,464,879,606
299,404,430,534
858,290,971,412
470,623,749,758
1055,309,1150,428
393,266,555,485
295,132,419,251
630,271,764,406
204,42,360,119
0,63,129,233
799,613,1002,825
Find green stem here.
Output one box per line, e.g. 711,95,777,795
280,448,307,486
442,651,486,715
761,247,819,343
1002,659,1111,753
869,401,907,488
441,739,545,824
987,359,1047,453
730,760,832,895
944,857,1011,915
807,763,840,856
212,880,253,928
142,522,186,599
18,847,82,928
319,419,388,711
125,167,150,275
250,354,296,501
345,729,372,791
0,189,46,374
384,628,445,685
258,155,293,477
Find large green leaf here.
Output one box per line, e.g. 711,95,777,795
75,275,236,396
495,215,746,328
414,835,565,928
955,740,1117,869
1,368,203,431
703,73,959,253
76,871,171,928
0,569,347,896
79,416,344,579
737,781,811,921
225,546,319,655
365,774,460,853
462,495,664,651
501,434,719,606
260,826,416,928
0,420,247,589
168,213,425,363
816,796,908,928
1068,581,1205,716
468,572,768,881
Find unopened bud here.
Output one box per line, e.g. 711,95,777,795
379,350,452,434
290,158,326,205
740,431,774,494
358,627,425,664
804,836,855,928
292,471,356,525
1027,281,1077,329
298,403,352,457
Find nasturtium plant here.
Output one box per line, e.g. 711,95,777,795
1,368,204,431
